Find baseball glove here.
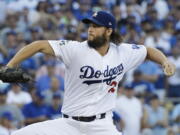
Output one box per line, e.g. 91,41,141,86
0,67,33,83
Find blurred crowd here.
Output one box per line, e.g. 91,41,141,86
0,0,179,135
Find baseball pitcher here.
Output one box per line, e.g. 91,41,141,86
1,11,175,135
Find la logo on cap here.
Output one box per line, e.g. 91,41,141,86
109,22,112,25
93,12,98,17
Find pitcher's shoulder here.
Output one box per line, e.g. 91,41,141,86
117,43,146,50
117,43,133,48
111,43,132,51
69,40,88,46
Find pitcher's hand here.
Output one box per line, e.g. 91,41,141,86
162,60,176,77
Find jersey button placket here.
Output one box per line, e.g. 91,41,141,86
101,58,105,91
97,57,104,100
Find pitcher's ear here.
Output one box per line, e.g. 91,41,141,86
106,28,113,36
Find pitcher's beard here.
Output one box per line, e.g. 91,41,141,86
88,34,108,49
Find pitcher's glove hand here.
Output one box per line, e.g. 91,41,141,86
0,67,33,83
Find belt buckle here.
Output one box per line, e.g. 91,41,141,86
77,117,81,121
96,114,101,119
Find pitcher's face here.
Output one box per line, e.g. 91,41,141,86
87,23,109,48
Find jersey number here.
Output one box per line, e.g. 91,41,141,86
108,81,117,93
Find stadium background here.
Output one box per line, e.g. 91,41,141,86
0,0,179,135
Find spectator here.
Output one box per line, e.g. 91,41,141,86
131,70,155,99
0,111,17,135
36,55,65,79
167,46,180,97
167,128,176,135
144,94,168,135
137,60,160,83
0,13,20,46
72,0,93,21
6,84,32,108
144,27,171,55
136,59,167,101
171,103,180,135
0,90,24,128
115,83,143,135
0,0,6,23
44,76,63,105
3,30,21,65
36,60,64,91
47,93,62,119
28,27,44,42
145,9,163,30
112,111,124,132
22,90,49,125
154,0,169,19
15,7,31,34
29,0,51,25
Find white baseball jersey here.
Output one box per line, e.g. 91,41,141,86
48,40,147,116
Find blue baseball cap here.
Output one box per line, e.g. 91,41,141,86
82,11,116,30
0,90,7,95
124,83,134,90
149,94,159,100
35,91,45,99
45,60,56,67
6,30,17,36
1,112,13,121
53,93,61,99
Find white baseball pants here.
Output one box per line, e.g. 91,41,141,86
11,114,122,135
